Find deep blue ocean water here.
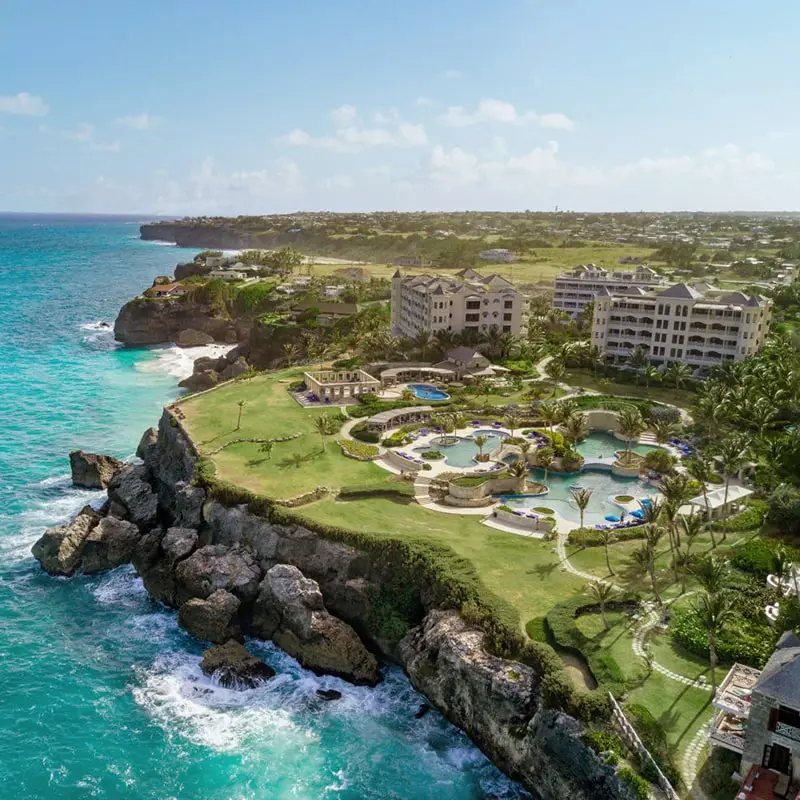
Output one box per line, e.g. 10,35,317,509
0,215,526,799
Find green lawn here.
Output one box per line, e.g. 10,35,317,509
564,368,697,409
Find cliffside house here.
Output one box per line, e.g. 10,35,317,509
209,269,245,282
290,300,360,326
709,633,800,798
147,283,187,298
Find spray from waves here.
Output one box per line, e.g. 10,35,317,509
135,343,235,381
79,320,120,351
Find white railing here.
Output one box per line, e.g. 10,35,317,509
608,693,680,800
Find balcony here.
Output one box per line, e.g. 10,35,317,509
773,719,800,744
714,663,761,718
708,709,746,754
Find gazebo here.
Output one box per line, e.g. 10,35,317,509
690,484,753,520
303,369,381,402
366,406,434,432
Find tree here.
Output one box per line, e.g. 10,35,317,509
258,440,274,460
618,407,645,458
236,400,246,431
570,487,594,534
659,473,692,548
563,413,589,446
680,512,705,558
314,413,337,451
643,524,664,605
692,555,730,596
650,418,678,446
691,590,735,691
685,457,716,543
586,581,617,629
536,446,555,483
596,528,617,576
627,347,649,383
643,364,661,389
283,342,300,366
539,401,559,434
716,434,750,534
474,434,489,459
663,362,693,390
412,330,433,361
557,398,579,425
510,460,528,491
504,411,521,437
544,357,565,395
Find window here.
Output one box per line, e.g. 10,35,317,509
673,320,680,330
504,300,513,308
466,301,480,310
465,313,479,322
503,313,512,321
502,325,511,332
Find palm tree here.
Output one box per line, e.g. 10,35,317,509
563,413,589,446
539,401,559,435
643,364,661,389
557,398,579,425
664,362,693,390
510,461,528,492
504,411,521,437
627,347,649,383
570,487,594,534
691,590,735,691
650,418,678,446
236,400,246,431
412,330,433,361
536,447,555,483
258,440,274,460
685,457,716,541
433,329,456,359
314,413,336,452
644,524,665,605
283,342,300,366
474,434,489,460
618,407,645,458
717,434,750,533
519,440,532,461
692,555,730,596
586,581,617,629
680,512,705,558
659,473,692,548
544,357,565,396
597,528,617,576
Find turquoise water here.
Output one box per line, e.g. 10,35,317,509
408,383,450,401
0,215,526,799
575,432,659,460
415,430,506,468
503,469,659,525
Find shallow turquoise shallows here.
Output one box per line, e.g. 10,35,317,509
0,215,527,799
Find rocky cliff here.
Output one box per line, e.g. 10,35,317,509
32,409,638,800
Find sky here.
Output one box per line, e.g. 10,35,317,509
1,0,799,215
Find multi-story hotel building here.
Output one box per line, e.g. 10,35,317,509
390,268,528,339
591,283,772,371
553,264,667,317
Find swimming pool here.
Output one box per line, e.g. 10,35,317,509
408,383,450,401
575,431,660,460
412,430,506,468
501,468,659,526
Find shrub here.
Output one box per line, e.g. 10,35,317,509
647,405,681,424
583,729,625,756
615,495,634,503
570,526,646,547
730,537,779,576
339,480,414,500
617,766,650,800
420,450,444,460
350,421,380,443
339,439,379,459
382,431,411,448
533,506,555,515
642,449,676,474
767,486,800,535
561,449,584,472
625,704,680,786
711,500,766,533
525,616,548,642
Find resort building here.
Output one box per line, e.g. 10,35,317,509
479,248,515,263
553,264,667,317
392,256,434,268
591,283,772,372
390,268,528,339
302,369,380,402
711,633,800,798
290,300,360,326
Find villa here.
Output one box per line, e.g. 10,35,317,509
147,283,187,298
433,347,510,381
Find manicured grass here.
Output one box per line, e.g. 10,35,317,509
180,369,383,499
564,368,697,409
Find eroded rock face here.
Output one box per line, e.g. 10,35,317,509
108,465,158,529
136,428,159,466
175,328,214,347
69,451,125,489
172,482,205,528
199,640,275,688
162,526,198,567
31,505,104,575
81,516,141,573
178,589,241,643
252,564,380,686
174,545,261,606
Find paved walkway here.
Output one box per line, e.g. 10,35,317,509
681,723,711,800
556,530,623,589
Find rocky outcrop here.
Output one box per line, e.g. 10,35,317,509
174,544,262,607
32,505,104,575
200,640,275,688
252,564,380,686
107,465,158,529
69,450,124,489
178,352,252,392
136,428,159,466
175,328,215,347
81,516,141,573
179,589,241,643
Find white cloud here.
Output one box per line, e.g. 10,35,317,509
279,105,428,152
415,96,434,106
65,122,121,152
116,112,158,131
440,98,575,130
0,92,49,116
442,69,462,80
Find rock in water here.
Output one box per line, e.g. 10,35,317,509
175,328,214,347
107,465,158,529
415,703,431,719
136,427,159,464
316,689,342,701
69,450,125,489
31,505,103,575
81,516,141,573
178,589,241,643
200,640,275,688
174,544,261,606
252,564,380,686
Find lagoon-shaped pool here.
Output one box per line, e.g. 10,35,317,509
575,431,660,460
408,383,450,401
412,429,506,468
501,468,659,526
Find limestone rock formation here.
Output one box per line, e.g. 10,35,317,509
31,505,103,575
136,427,159,465
162,526,199,567
178,589,241,643
107,465,158,529
174,545,261,607
172,482,205,528
80,516,141,573
199,640,275,688
175,328,214,347
178,370,219,392
69,450,124,489
252,564,380,686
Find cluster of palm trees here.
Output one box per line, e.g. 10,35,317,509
625,347,694,390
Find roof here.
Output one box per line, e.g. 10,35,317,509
753,631,800,705
689,484,753,510
367,405,434,425
447,346,486,363
657,283,702,299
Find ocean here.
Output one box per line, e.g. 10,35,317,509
0,214,527,799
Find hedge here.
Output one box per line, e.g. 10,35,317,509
350,421,380,443
192,466,591,719
625,703,680,787
570,526,647,547
730,537,780,576
617,766,650,800
710,500,766,534
339,439,379,459
338,480,414,500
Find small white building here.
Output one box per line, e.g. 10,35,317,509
323,285,345,298
292,276,312,287
209,270,245,281
479,248,515,263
